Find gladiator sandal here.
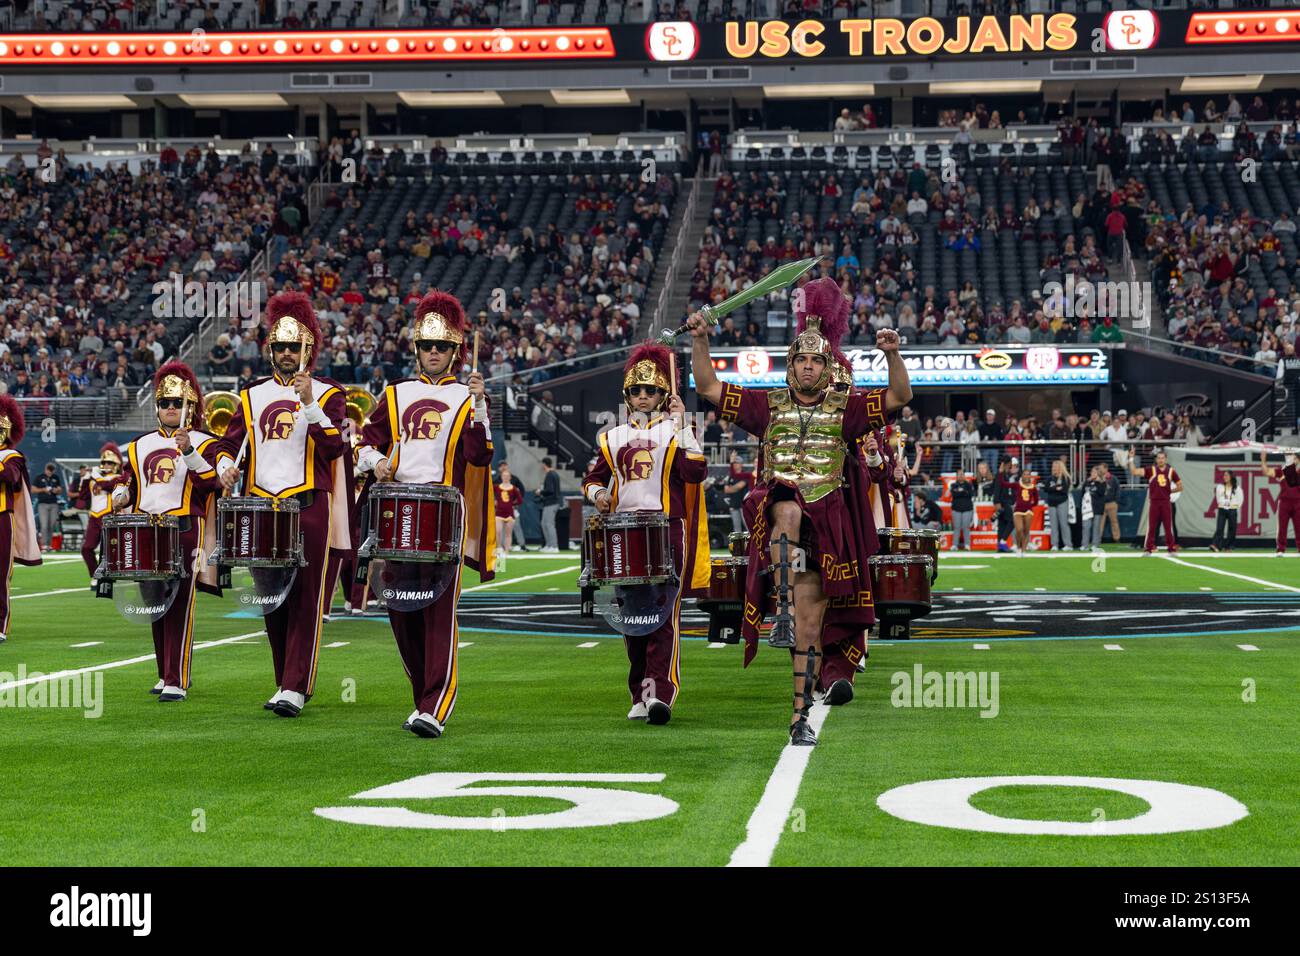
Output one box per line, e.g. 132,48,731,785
790,645,820,747
769,533,796,649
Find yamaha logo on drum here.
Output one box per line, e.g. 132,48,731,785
402,504,414,516
610,532,624,576
122,531,134,568
239,515,251,554
399,512,413,550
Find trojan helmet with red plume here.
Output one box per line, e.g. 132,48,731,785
412,290,468,374
0,394,24,447
263,292,323,371
98,442,123,475
622,341,673,411
153,361,204,429
788,276,850,394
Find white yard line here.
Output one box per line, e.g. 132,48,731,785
728,703,831,868
457,642,474,648
0,631,266,692
463,565,579,592
576,642,600,649
324,641,349,648
1159,554,1300,593
69,641,103,648
13,587,91,601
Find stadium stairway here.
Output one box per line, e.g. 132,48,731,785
649,174,716,337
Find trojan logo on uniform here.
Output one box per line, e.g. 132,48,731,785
401,399,450,442
142,448,180,485
258,400,300,441
617,439,658,483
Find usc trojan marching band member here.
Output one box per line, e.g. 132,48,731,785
580,343,710,726
354,290,495,739
216,292,355,718
0,396,43,642
690,277,912,745
77,442,127,579
110,363,222,701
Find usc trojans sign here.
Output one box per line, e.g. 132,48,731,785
725,13,1078,59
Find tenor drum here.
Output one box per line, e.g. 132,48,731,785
102,513,182,580
878,527,940,581
583,512,673,587
705,556,748,604
869,554,933,618
365,482,464,563
217,496,302,568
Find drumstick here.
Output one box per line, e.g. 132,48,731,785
472,330,480,375
668,349,677,398
224,433,249,498
180,397,189,432
298,331,308,374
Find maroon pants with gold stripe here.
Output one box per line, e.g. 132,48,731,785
388,560,464,723
82,515,103,577
623,519,685,708
264,492,332,697
0,511,12,634
151,521,203,689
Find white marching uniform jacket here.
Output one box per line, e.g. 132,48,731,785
215,376,343,497
583,415,704,515
355,375,491,485
119,429,219,515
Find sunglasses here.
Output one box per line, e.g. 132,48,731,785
627,385,663,397
157,398,185,410
271,343,302,354
416,340,456,354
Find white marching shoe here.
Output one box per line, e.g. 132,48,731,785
409,713,444,738
272,690,306,718
627,702,648,721
158,685,187,702
401,709,420,731
150,679,165,695
645,698,672,725
264,689,286,711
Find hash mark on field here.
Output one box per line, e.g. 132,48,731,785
1200,587,1212,591
69,641,102,648
1104,644,1124,651
1034,587,1046,592
1237,644,1259,651
458,642,474,648
577,642,600,649
973,643,990,650
325,641,349,648
1116,587,1128,591
707,642,727,648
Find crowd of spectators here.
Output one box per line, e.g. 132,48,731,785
0,141,308,404
213,139,675,393
696,165,1138,350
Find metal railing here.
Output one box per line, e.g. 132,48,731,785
17,396,131,429
702,437,1191,489
651,158,703,338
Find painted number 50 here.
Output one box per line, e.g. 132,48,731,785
314,773,678,830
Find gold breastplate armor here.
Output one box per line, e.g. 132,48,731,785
761,388,848,503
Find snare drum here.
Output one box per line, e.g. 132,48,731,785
728,531,750,558
869,554,933,619
878,527,940,581
705,556,748,604
364,482,464,563
583,512,673,587
102,513,182,580
217,496,302,567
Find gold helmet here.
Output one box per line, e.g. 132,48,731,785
413,290,468,372
263,292,321,369
787,277,850,393
787,316,836,392
622,343,673,410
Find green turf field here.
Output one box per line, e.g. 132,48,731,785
1,549,1297,866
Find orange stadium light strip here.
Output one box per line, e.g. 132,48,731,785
0,29,615,64
1185,11,1300,44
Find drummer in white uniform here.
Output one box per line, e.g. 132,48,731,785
354,289,495,740
580,342,710,727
